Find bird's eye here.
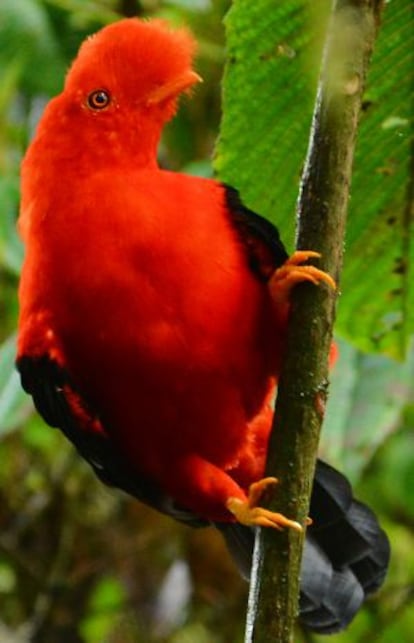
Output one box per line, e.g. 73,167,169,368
87,89,111,111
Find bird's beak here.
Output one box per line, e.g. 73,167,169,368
146,71,203,105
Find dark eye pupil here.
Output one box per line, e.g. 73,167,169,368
87,90,110,110
94,93,106,104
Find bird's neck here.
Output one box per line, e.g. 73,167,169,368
18,124,161,241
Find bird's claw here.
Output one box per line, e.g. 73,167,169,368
270,250,336,305
226,476,303,532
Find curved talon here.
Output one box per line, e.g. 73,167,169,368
269,250,336,304
285,250,322,266
226,477,303,532
247,476,278,508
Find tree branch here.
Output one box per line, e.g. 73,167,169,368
246,2,385,641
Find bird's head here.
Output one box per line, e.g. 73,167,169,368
34,18,201,168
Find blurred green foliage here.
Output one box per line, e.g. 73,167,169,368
0,1,413,642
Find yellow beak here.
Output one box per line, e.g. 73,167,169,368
146,70,202,105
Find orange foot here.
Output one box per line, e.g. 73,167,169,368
226,477,303,532
270,251,336,305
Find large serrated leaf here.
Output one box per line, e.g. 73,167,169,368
215,0,414,358
215,0,329,233
337,2,414,357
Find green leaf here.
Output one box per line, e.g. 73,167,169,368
337,1,414,358
0,561,16,593
215,1,329,231
372,422,414,515
40,0,118,27
0,334,32,437
0,175,23,276
80,576,126,643
215,0,414,358
321,338,414,481
0,0,65,96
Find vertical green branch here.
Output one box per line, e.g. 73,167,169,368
245,1,385,641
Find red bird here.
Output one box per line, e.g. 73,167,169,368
17,19,389,633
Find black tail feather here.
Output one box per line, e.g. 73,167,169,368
215,460,390,634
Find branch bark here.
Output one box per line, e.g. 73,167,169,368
245,2,385,641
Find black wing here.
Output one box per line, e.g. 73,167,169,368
223,184,289,280
16,354,207,528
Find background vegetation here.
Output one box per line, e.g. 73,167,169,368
0,0,413,641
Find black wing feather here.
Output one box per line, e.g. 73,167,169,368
223,184,289,280
17,355,207,528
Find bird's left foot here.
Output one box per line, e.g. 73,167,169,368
270,251,336,305
226,477,303,532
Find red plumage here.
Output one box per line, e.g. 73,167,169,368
18,18,287,522
17,19,389,633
